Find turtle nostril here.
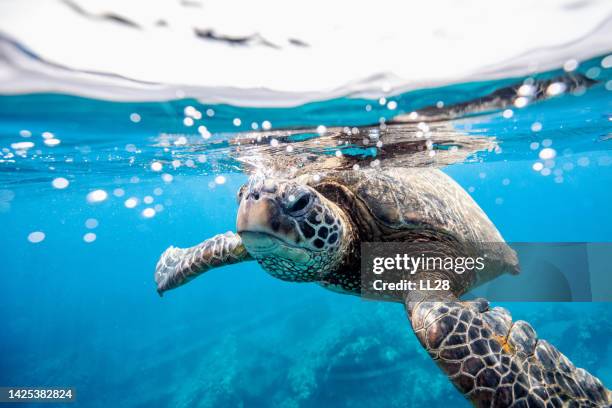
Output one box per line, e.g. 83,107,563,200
252,192,260,200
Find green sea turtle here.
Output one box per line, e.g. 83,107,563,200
153,76,609,407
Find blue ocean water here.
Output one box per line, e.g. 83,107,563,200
1,56,612,407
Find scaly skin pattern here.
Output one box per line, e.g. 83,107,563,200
155,231,251,295
406,295,612,407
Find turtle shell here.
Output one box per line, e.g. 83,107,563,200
305,167,520,293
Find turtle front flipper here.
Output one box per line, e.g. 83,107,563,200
155,231,252,296
406,293,611,407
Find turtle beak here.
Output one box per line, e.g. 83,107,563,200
236,181,300,244
236,194,280,234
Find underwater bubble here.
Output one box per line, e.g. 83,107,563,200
130,113,141,123
124,197,138,208
554,176,564,184
530,142,540,150
533,162,544,171
44,138,61,147
87,189,108,203
215,175,226,185
19,130,31,138
197,155,207,163
531,122,543,132
417,122,429,132
562,162,574,171
387,101,397,110
495,198,504,205
478,172,487,179
153,188,163,196
546,82,566,96
539,148,556,160
183,117,194,127
312,174,321,182
251,122,259,130
601,55,612,69
288,194,296,202
541,168,551,176
572,86,586,96
233,118,242,126
436,101,444,108
171,160,181,168
518,84,535,96
606,80,612,91
206,108,215,117
162,173,173,183
586,67,601,79
85,218,98,229
144,196,154,204
378,97,387,105
151,161,163,172
542,139,552,147
317,125,327,134
514,97,528,108
262,120,272,130
335,150,343,157
174,136,187,146
502,178,511,186
27,231,45,243
370,159,380,167
502,109,514,119
154,204,164,212
42,131,54,139
125,144,137,153
184,106,196,117
365,104,372,112
142,208,156,218
468,186,475,193
563,59,578,72
52,177,69,189
83,232,97,243
113,188,125,197
286,145,294,153
270,139,279,147
352,164,360,171
408,111,418,120
577,157,590,167
185,159,195,167
11,141,34,150
130,176,140,184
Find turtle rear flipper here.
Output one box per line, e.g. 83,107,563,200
155,231,252,295
406,293,611,407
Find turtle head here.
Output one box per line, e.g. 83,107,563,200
236,177,351,282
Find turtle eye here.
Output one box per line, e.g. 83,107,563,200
237,185,247,203
286,193,311,214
